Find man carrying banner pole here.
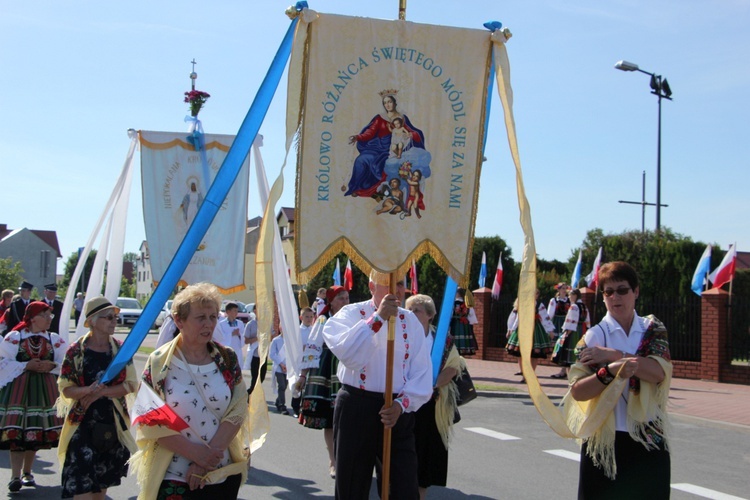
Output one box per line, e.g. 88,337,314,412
323,271,431,500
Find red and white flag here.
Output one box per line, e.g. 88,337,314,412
585,247,603,290
491,253,503,300
343,259,354,291
409,260,418,295
709,243,737,290
131,382,190,432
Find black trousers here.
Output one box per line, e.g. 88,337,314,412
333,385,418,500
248,355,267,395
579,431,670,500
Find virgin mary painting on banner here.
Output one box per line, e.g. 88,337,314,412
291,13,492,281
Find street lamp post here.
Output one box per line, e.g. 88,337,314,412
614,60,672,231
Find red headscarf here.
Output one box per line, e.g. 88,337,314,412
11,301,52,332
320,286,346,317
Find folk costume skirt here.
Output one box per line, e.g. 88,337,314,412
300,344,340,430
506,320,553,359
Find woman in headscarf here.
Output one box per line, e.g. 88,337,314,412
130,283,250,499
57,296,138,499
296,285,350,478
0,301,67,492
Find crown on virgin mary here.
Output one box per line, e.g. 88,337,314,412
378,89,399,98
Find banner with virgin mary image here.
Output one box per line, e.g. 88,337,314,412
139,130,250,293
292,13,492,283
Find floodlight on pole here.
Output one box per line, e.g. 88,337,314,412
614,60,672,231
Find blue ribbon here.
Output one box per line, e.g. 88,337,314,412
431,31,495,384
101,14,300,383
483,21,502,32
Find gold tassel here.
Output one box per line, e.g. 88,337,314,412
465,289,475,308
298,288,309,309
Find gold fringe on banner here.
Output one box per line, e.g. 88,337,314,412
138,132,231,152
295,237,471,289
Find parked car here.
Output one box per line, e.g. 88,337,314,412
155,300,173,328
220,300,251,324
116,297,143,325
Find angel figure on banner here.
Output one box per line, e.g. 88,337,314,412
343,90,432,207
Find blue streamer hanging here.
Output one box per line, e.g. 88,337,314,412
100,13,301,383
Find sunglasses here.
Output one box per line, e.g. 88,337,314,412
601,287,631,297
98,314,120,321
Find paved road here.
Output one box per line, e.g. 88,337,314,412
3,362,749,499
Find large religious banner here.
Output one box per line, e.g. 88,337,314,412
292,14,492,282
139,131,249,292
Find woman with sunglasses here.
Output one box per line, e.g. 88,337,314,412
57,297,138,499
0,301,67,492
564,261,672,499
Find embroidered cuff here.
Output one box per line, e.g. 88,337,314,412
367,314,384,333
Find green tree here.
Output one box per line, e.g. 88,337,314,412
0,257,24,292
572,228,719,302
61,250,97,294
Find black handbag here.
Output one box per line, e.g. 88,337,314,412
91,422,118,452
454,366,477,406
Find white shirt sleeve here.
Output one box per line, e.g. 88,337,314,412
563,304,580,332
49,332,67,376
323,304,379,371
538,303,555,334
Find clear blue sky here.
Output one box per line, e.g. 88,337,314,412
2,0,747,275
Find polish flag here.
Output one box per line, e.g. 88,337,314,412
585,247,603,290
491,254,503,300
409,260,418,295
131,382,190,432
709,244,737,290
343,259,354,291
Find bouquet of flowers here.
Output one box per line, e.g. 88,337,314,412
398,161,412,179
184,89,211,117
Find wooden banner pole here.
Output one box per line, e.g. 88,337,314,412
381,272,397,500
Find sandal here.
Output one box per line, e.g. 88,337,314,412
8,477,22,492
550,373,567,379
21,473,35,487
514,371,523,376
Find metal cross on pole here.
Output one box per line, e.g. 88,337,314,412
618,170,668,233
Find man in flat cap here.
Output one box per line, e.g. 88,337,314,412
5,281,33,333
42,283,64,333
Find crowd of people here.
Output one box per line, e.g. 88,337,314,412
0,260,672,499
